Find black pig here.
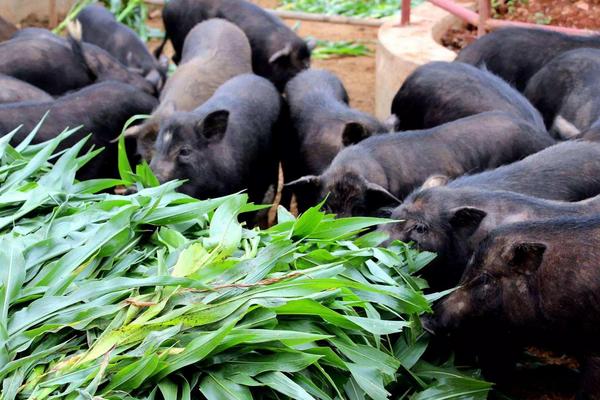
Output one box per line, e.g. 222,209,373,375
0,29,155,95
124,19,252,160
286,111,554,217
0,81,157,179
283,69,389,210
158,0,311,90
424,216,600,399
524,48,600,139
0,74,53,104
383,187,600,290
77,4,167,89
150,74,280,203
390,61,545,131
456,27,600,91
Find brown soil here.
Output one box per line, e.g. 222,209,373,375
147,0,378,114
496,0,600,30
442,0,600,52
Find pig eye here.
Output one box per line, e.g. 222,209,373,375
413,223,428,234
178,147,192,158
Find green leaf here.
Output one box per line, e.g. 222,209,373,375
257,371,315,400
199,372,253,400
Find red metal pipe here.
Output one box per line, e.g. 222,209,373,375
477,0,490,37
428,0,479,26
401,0,411,25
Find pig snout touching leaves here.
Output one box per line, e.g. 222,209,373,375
391,61,545,131
160,0,311,90
150,74,280,204
76,4,168,92
456,27,600,92
382,186,600,290
124,19,253,161
287,111,553,218
424,215,600,398
524,48,600,139
282,68,389,211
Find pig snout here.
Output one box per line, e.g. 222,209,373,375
149,158,175,183
422,310,458,337
423,291,471,336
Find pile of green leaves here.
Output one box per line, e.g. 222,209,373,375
0,124,491,399
278,0,424,19
311,39,371,59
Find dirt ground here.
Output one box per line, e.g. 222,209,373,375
147,0,378,114
496,0,600,30
442,0,600,51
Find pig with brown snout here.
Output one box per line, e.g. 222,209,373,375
381,186,600,291
149,74,281,206
422,215,600,399
285,111,554,218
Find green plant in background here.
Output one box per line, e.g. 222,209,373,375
311,39,372,59
490,0,528,17
533,12,552,25
279,0,424,19
54,0,163,42
0,120,492,399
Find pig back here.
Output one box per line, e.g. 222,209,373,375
157,19,252,117
450,141,600,201
353,112,553,200
0,37,91,95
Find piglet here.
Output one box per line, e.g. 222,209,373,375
124,19,252,160
150,74,281,205
391,61,545,131
286,111,554,217
424,215,600,399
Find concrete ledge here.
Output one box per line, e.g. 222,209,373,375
375,2,469,119
0,0,77,25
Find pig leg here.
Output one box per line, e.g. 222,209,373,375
578,356,600,400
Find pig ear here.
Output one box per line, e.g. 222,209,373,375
421,174,449,189
269,43,293,64
197,110,229,142
283,175,322,201
341,122,370,146
365,182,401,209
305,38,317,52
448,207,487,238
505,242,546,273
284,175,321,191
384,114,399,132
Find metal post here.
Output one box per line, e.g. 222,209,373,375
49,0,57,28
401,0,411,25
478,0,490,36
